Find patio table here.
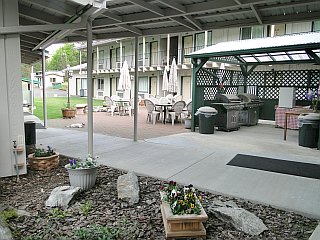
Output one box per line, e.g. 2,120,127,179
155,103,172,124
114,99,130,116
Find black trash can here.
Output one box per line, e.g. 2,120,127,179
24,121,36,156
298,113,320,148
196,106,217,134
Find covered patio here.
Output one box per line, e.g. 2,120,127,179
186,31,320,131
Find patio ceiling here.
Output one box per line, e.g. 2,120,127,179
2,0,320,64
186,31,320,66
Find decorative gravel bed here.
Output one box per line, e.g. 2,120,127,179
0,156,318,240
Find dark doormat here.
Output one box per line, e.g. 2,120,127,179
227,154,320,179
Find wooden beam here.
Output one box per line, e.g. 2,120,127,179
129,0,165,16
250,4,263,24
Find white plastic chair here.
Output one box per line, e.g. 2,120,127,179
168,101,186,125
144,99,160,125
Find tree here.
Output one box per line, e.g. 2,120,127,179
46,43,81,71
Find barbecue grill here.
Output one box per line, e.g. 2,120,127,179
237,93,264,126
211,94,244,131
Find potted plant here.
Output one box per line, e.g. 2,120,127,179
61,104,76,118
184,115,192,129
65,155,98,191
160,181,208,238
28,145,59,171
61,65,76,118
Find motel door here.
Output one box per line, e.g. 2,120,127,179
150,76,157,96
182,76,191,100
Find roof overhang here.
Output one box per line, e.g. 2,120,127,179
1,0,320,64
186,32,320,66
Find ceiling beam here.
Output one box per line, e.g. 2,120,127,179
233,0,242,4
22,0,77,17
250,4,263,24
101,11,123,22
306,49,320,65
20,32,49,41
20,35,42,45
118,24,142,35
157,0,186,13
184,15,202,30
19,4,65,24
128,0,165,16
170,17,197,31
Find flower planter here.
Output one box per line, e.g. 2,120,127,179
28,153,60,171
160,192,208,238
184,117,191,129
61,108,76,118
66,167,97,190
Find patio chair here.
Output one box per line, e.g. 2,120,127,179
182,100,192,119
144,99,160,125
166,94,174,103
173,95,183,103
103,96,119,116
168,100,186,126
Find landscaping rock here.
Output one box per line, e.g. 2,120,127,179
0,218,13,240
208,202,268,236
45,186,81,208
117,171,139,205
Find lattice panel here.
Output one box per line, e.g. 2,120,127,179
264,72,275,86
275,70,309,86
258,87,279,99
215,69,233,85
231,71,245,85
196,69,216,86
297,87,319,100
310,70,320,86
247,72,264,85
225,87,238,94
204,87,217,100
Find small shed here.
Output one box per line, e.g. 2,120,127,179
186,31,320,131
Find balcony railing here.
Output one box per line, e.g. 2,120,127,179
95,46,208,71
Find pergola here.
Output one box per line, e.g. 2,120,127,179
1,0,320,177
186,31,320,131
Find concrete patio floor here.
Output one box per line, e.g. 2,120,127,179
36,113,320,220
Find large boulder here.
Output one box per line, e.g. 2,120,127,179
117,171,139,205
45,186,81,208
208,201,268,236
0,218,13,240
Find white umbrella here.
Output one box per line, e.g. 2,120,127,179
118,60,131,99
162,67,169,96
168,58,179,94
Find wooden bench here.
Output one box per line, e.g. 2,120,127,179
75,104,87,115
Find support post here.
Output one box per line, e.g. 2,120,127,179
30,66,34,114
41,49,47,128
87,18,93,156
134,36,139,142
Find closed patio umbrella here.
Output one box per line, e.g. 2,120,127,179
162,67,169,96
119,60,131,99
168,58,179,94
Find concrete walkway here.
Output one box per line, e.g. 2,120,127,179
36,123,320,219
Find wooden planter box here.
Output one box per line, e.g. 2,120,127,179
61,108,76,118
28,153,59,171
160,194,208,238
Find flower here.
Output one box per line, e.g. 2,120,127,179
306,88,319,112
65,154,98,169
160,181,202,215
34,144,56,157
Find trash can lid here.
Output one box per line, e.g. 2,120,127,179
298,113,320,121
197,106,217,113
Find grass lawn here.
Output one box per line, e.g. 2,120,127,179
34,97,104,120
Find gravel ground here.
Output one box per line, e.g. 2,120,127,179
0,156,318,240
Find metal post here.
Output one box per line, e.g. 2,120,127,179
87,18,93,156
41,49,47,128
67,65,71,108
30,66,34,114
133,36,139,142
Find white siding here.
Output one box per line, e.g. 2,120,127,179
0,0,27,177
285,22,312,34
